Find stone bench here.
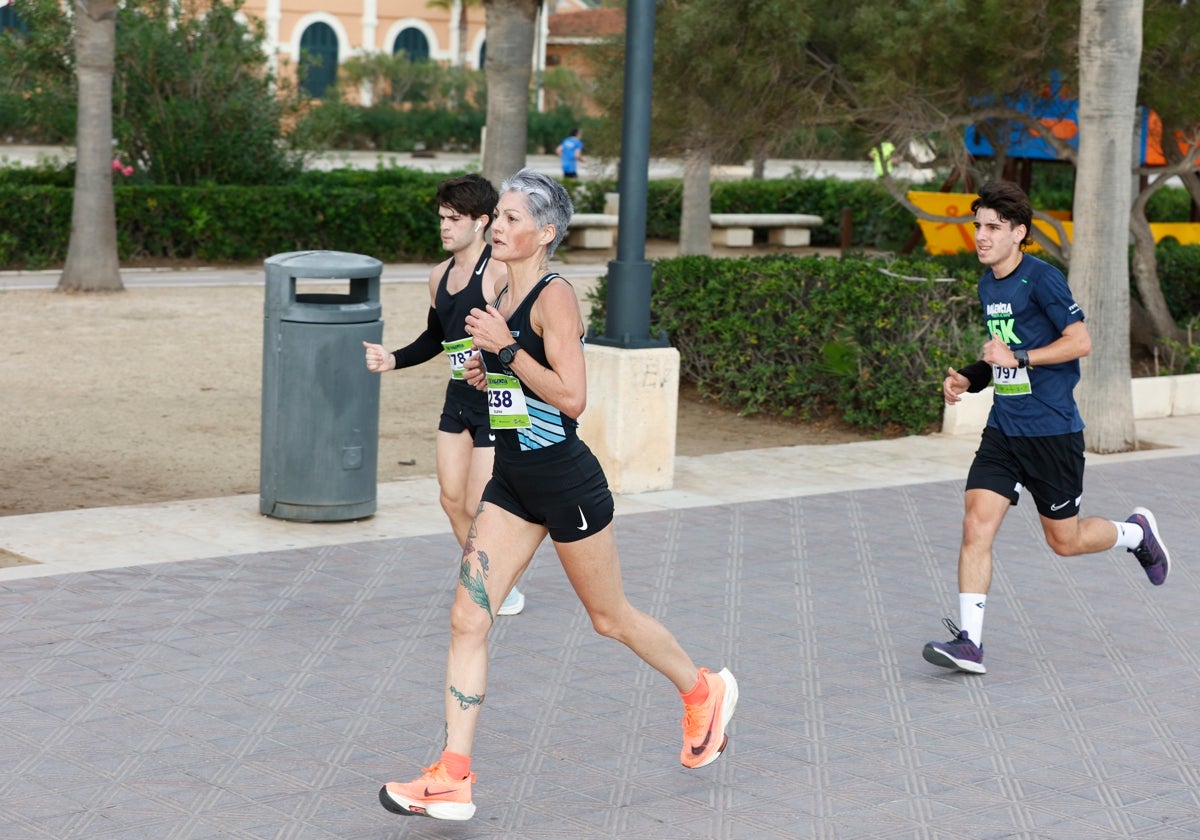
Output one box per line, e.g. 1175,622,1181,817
709,213,823,247
567,213,620,249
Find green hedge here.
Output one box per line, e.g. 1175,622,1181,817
0,172,921,267
2,171,1196,361
569,177,922,250
1152,240,1200,323
588,255,982,435
0,175,448,268
290,102,599,156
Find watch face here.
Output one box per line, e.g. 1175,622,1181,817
500,345,516,364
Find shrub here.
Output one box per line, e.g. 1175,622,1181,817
0,0,75,144
0,171,449,268
114,0,305,186
570,176,919,250
1153,240,1200,322
588,254,981,434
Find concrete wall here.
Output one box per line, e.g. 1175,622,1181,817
942,373,1200,435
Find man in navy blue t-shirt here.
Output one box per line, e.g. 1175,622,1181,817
922,181,1171,675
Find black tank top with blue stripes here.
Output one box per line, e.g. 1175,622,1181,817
483,273,580,452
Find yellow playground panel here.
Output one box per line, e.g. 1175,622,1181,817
908,191,1200,254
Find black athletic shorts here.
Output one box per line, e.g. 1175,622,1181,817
437,382,496,448
482,436,614,543
966,425,1086,520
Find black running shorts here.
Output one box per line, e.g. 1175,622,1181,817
437,382,496,448
482,436,614,543
966,426,1086,520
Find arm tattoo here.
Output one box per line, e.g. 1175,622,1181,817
449,684,485,711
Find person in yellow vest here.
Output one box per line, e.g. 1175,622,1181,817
869,140,895,176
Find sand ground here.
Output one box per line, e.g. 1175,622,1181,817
1,273,872,517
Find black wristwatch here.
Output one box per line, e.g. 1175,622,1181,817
1014,348,1031,369
499,342,522,366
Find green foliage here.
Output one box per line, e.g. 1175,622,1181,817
1141,0,1200,138
0,0,75,143
527,106,602,156
590,0,828,162
1153,240,1200,322
1145,187,1197,223
290,95,597,156
114,0,305,186
0,169,448,268
1157,329,1200,375
587,254,981,434
570,176,918,249
0,159,75,187
0,185,72,268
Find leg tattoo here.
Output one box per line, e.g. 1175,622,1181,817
449,684,485,711
461,504,495,616
459,553,493,616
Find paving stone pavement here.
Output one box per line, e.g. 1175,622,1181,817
1,452,1197,839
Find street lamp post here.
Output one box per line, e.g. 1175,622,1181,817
590,0,665,349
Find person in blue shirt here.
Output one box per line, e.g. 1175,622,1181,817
555,127,584,179
923,180,1171,675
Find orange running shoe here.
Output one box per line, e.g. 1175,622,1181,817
680,667,739,768
378,762,477,821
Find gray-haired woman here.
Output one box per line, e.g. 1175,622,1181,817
379,169,738,822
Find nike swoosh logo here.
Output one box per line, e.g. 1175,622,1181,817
576,505,588,531
690,702,719,755
1050,500,1072,511
423,787,459,798
475,257,488,276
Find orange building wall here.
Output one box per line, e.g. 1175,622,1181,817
238,0,487,75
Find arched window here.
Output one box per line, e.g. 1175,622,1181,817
298,22,338,98
393,27,429,62
0,4,29,35
478,40,486,70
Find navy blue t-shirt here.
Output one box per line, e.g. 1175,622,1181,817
980,254,1086,437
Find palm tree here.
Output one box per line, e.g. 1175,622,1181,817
1072,0,1142,452
58,0,121,292
480,0,541,186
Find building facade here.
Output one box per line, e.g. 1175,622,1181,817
241,0,599,100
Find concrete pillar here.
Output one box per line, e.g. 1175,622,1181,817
578,344,679,493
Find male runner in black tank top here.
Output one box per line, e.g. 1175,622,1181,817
362,174,526,616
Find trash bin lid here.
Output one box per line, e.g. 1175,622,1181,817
265,250,383,324
265,250,383,278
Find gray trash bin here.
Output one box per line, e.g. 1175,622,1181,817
259,250,383,521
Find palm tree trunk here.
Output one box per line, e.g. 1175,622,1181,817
679,149,713,256
455,1,468,67
59,0,122,292
1071,0,1141,453
481,0,539,186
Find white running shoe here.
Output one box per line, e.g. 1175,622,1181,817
497,586,525,616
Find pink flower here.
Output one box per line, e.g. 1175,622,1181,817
112,158,123,172
122,166,134,177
